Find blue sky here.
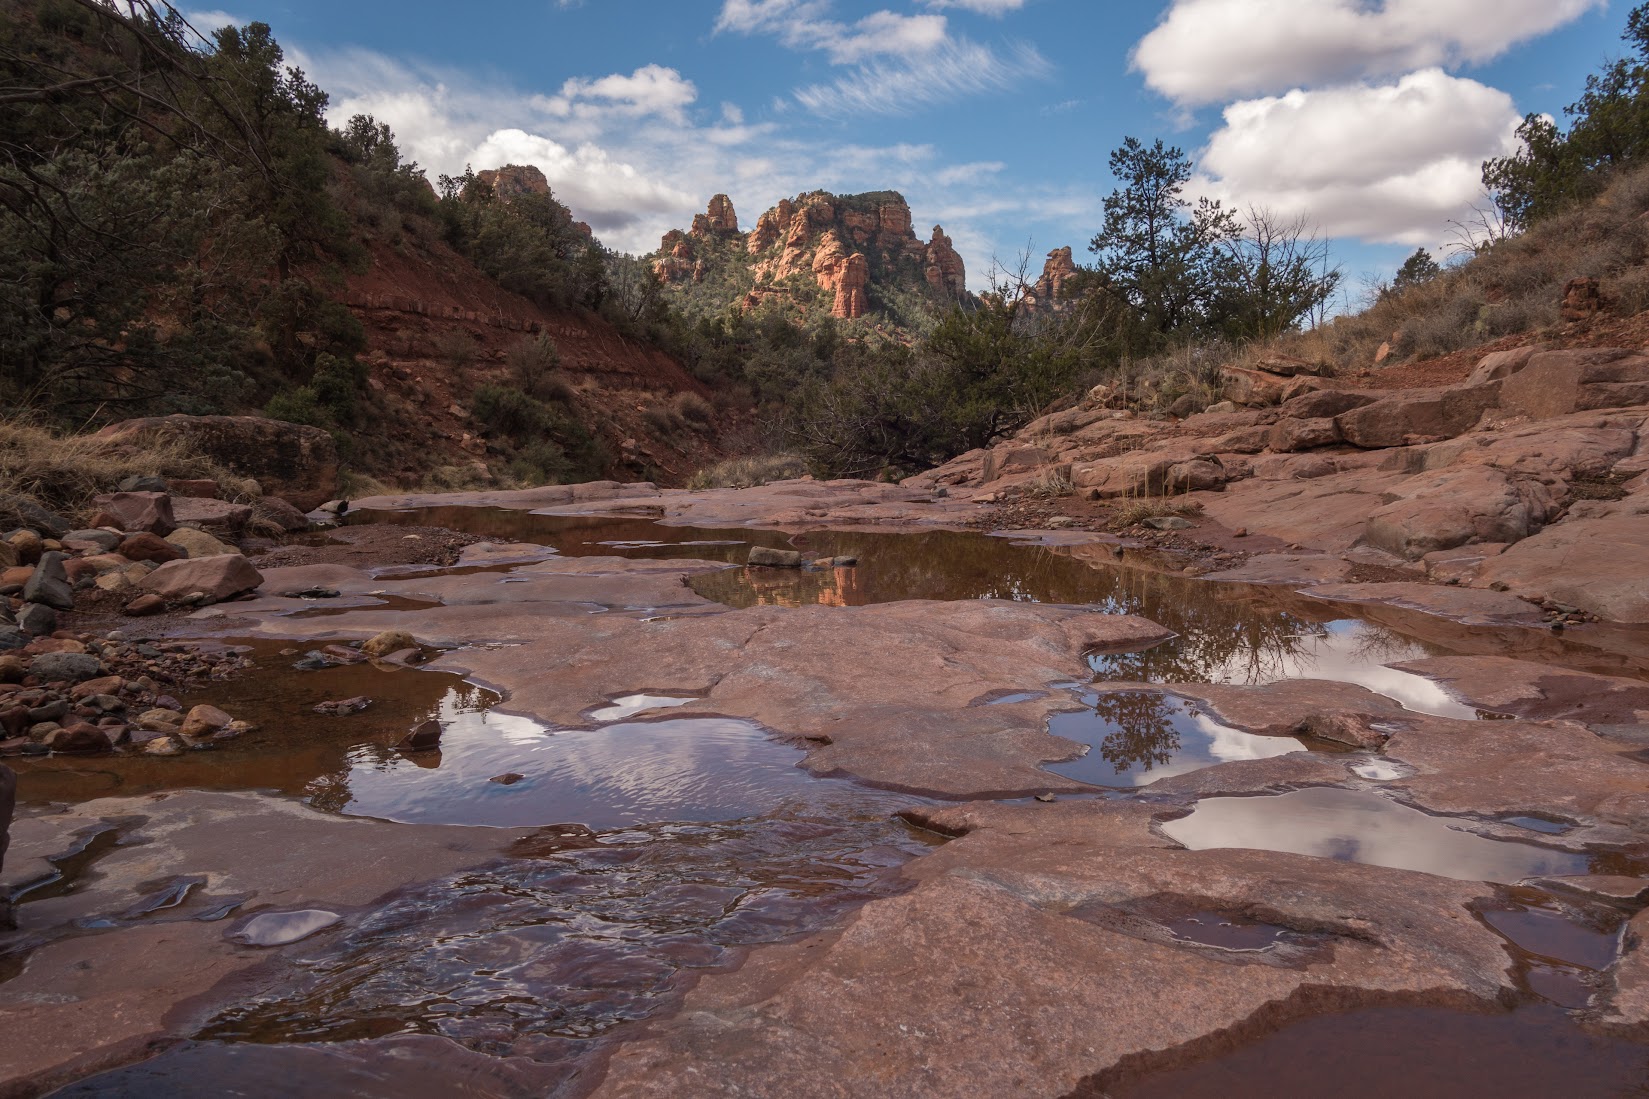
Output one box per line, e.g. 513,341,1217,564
190,1,1629,298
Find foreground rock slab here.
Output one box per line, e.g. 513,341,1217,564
592,800,1518,1098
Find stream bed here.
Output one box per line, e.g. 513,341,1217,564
13,505,1649,1096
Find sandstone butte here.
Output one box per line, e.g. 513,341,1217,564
4,334,1649,1096
653,191,967,320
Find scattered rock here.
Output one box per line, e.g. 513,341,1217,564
1141,516,1194,531
16,603,56,637
140,554,263,604
47,723,112,754
179,705,233,738
117,474,170,493
142,735,183,756
749,547,805,568
89,491,177,536
118,532,185,564
29,652,104,684
398,719,442,752
22,552,74,611
489,773,526,786
123,594,166,617
163,527,234,559
361,630,417,658
313,697,372,716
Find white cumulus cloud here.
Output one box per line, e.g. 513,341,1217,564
1134,0,1605,105
1192,69,1525,244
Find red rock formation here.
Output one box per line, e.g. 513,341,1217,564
924,227,966,298
692,194,740,237
473,164,550,200
1026,246,1077,311
833,253,869,319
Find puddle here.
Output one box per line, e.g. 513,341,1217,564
1044,692,1308,788
585,694,698,722
1160,788,1588,883
183,797,935,1085
1094,1003,1649,1099
1480,891,1624,1008
335,703,858,830
1163,910,1297,951
231,909,343,948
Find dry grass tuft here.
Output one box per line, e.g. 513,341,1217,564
0,419,254,523
1107,496,1204,531
1024,468,1074,499
687,454,810,490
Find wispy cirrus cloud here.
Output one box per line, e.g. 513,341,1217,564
795,38,1050,117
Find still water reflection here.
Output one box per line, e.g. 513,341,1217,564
1161,787,1588,883
1045,692,1306,787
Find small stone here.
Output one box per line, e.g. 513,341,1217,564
22,552,74,611
9,531,43,565
143,735,183,756
361,630,416,658
489,773,526,785
179,704,233,738
117,531,185,564
28,652,103,684
312,696,372,716
1034,793,1057,803
118,474,169,493
16,603,55,636
123,594,166,617
398,719,442,752
1233,527,1248,538
748,547,805,568
1142,516,1194,531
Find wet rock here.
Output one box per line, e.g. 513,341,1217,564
139,554,262,604
116,532,184,565
142,735,183,756
178,705,233,739
749,546,806,568
135,709,184,733
312,697,372,717
361,630,416,658
397,719,442,752
22,552,74,611
163,528,233,559
16,603,55,637
47,723,112,754
122,594,166,617
489,773,526,785
29,652,103,684
282,587,341,599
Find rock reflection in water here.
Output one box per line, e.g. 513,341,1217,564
196,798,934,1081
1161,788,1588,883
1045,692,1306,787
323,690,842,830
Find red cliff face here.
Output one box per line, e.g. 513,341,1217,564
473,164,551,200
1025,246,1079,313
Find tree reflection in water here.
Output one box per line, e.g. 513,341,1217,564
1092,691,1180,774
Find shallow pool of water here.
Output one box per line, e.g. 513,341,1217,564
1160,787,1588,883
1093,1003,1649,1099
1044,691,1308,788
